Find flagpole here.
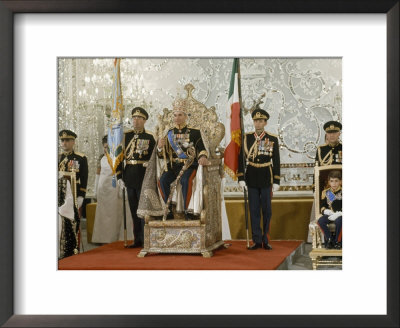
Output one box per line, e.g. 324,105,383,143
121,165,128,248
119,59,128,248
237,59,250,249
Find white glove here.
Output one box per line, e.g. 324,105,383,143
77,196,84,209
323,209,334,216
239,180,247,190
272,184,280,192
117,179,125,189
328,212,342,221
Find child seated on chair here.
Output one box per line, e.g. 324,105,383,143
318,170,342,249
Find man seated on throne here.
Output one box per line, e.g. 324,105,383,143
156,105,209,220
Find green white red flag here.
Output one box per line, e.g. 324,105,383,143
224,58,241,180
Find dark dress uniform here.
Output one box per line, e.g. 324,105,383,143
116,108,155,247
317,187,342,248
158,124,208,219
238,109,280,248
58,151,89,199
315,121,343,166
58,129,88,258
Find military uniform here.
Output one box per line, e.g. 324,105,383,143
157,123,208,219
317,187,342,248
58,129,88,258
58,130,89,199
315,121,342,166
58,153,89,199
116,107,155,247
238,109,280,249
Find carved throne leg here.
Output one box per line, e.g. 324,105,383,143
201,250,213,258
312,258,318,270
137,250,148,258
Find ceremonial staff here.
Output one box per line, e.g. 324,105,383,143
162,146,196,221
237,60,250,249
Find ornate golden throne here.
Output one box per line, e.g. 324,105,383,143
308,164,342,269
137,84,226,258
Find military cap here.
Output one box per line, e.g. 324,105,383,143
323,121,342,133
59,129,77,140
251,108,270,120
131,107,149,120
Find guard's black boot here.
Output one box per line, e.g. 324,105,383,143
248,243,262,250
263,243,273,250
127,241,143,248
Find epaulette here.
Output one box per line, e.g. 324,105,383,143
187,126,200,131
266,131,278,138
74,151,86,157
246,131,254,135
124,129,133,134
146,130,155,137
321,189,328,199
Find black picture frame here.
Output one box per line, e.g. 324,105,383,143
1,1,398,327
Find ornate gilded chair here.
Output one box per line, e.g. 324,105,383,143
137,84,226,258
309,164,342,269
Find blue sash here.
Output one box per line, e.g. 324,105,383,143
167,130,188,159
326,190,336,203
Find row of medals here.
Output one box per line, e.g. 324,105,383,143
132,134,150,158
257,138,274,157
174,133,191,155
60,158,80,172
335,152,342,162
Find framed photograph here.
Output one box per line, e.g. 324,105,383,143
1,1,398,327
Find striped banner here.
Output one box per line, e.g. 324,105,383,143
106,58,124,184
224,58,241,180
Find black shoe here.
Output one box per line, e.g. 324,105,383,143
127,241,143,248
334,242,342,249
166,212,174,220
263,243,273,250
325,238,334,249
248,243,262,250
184,211,194,221
153,216,163,221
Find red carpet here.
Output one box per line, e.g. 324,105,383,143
58,240,303,270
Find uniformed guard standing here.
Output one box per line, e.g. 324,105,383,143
58,129,88,257
315,121,342,166
58,130,89,210
156,106,209,220
117,107,155,248
238,109,280,250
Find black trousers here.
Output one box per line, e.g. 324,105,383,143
317,215,342,243
159,165,197,211
248,186,272,245
126,186,144,244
